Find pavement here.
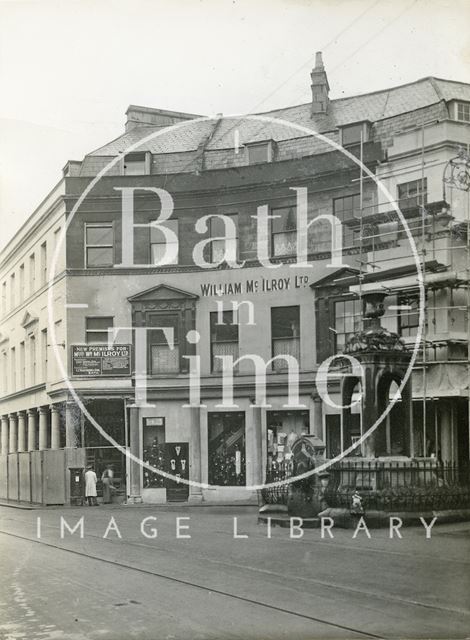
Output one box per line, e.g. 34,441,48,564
0,504,469,640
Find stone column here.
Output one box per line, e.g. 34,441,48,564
188,406,202,503
8,414,17,453
128,405,142,503
27,409,37,451
1,416,9,455
38,406,48,450
65,401,81,448
50,405,61,449
17,411,26,452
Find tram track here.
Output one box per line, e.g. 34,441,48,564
1,513,469,620
0,528,385,639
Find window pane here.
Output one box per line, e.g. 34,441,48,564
123,153,146,175
86,331,109,344
86,247,113,267
342,124,362,146
150,219,178,242
248,144,269,164
272,337,300,370
86,226,113,245
148,314,179,331
271,306,300,339
272,207,296,233
151,242,178,265
210,311,238,341
208,412,245,485
151,345,180,373
212,341,239,372
273,231,296,256
87,317,113,331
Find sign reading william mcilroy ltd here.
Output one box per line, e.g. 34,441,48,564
71,345,132,377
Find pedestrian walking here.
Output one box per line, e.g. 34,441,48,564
84,465,98,506
101,464,115,504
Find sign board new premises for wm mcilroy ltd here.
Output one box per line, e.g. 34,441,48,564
71,345,132,377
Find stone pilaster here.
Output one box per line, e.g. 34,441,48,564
188,406,202,502
50,404,61,449
128,405,142,503
8,414,17,453
17,411,26,452
1,416,9,455
27,409,37,451
38,406,48,450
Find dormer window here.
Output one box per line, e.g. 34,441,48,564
246,140,274,165
455,101,470,123
122,152,149,175
340,122,370,147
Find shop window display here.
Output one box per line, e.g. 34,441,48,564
208,412,246,486
266,410,309,481
142,418,166,488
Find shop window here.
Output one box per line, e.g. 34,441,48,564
397,294,420,337
334,299,362,352
397,178,427,211
246,141,273,164
123,152,147,175
142,417,166,489
266,410,309,476
210,310,239,372
85,223,114,268
210,214,238,263
86,317,114,344
455,101,470,123
208,412,245,486
148,314,180,374
150,219,179,265
271,306,300,370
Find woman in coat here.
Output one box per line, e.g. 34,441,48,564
84,465,98,506
101,465,115,504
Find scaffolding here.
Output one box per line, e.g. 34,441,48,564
353,127,470,464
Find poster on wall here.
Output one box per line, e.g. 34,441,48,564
71,345,131,376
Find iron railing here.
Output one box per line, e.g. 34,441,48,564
260,460,470,512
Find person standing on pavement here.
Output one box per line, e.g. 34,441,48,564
101,464,115,504
84,465,98,506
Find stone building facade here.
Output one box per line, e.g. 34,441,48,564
1,54,469,504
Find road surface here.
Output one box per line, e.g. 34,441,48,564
0,504,469,639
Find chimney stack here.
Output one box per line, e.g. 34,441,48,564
310,51,329,115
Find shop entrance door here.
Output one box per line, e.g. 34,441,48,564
165,442,189,501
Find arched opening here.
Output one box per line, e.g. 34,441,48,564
342,376,362,456
376,373,409,457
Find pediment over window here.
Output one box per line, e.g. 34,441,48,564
21,310,39,329
128,284,198,302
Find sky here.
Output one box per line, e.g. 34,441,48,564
0,0,469,250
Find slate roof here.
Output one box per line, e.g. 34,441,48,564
88,77,470,157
